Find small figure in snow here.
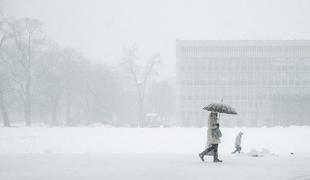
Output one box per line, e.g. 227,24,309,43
232,131,243,154
199,112,222,163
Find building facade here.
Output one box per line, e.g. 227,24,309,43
176,40,310,127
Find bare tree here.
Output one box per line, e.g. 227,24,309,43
34,43,66,125
0,83,9,127
0,14,11,127
123,45,161,127
8,18,43,126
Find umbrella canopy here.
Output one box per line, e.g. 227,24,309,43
203,103,238,115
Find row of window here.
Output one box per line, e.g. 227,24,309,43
179,94,269,102
180,79,310,87
181,46,310,58
179,57,309,63
180,107,270,117
179,88,310,101
179,63,310,72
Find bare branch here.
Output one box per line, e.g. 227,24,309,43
141,53,161,99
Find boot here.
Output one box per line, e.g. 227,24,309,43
213,153,222,163
198,153,205,162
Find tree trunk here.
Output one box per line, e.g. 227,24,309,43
51,101,58,125
65,90,72,126
51,91,61,126
138,97,145,127
24,74,32,126
24,32,32,126
24,100,31,126
0,91,10,127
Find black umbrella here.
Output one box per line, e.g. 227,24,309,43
203,103,237,115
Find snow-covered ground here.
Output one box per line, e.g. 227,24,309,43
1,127,310,179
0,126,309,154
1,153,310,180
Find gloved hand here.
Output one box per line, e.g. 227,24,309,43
216,123,220,128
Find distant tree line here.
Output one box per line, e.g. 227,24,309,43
0,15,176,127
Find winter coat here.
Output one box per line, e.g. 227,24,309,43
207,113,221,144
235,132,243,147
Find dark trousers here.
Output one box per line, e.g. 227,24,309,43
201,144,218,155
232,146,242,153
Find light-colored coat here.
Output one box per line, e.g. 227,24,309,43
207,113,221,144
235,132,243,147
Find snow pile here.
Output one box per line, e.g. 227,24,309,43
246,148,278,157
0,126,309,154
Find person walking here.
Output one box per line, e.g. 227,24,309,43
199,111,222,162
232,132,243,154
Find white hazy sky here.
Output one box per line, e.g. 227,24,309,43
2,0,310,79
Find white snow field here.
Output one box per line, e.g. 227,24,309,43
0,127,310,180
1,154,310,180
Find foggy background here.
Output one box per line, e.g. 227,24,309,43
2,1,310,180
3,0,310,79
1,0,310,127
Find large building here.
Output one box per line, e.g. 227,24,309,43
176,40,310,127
